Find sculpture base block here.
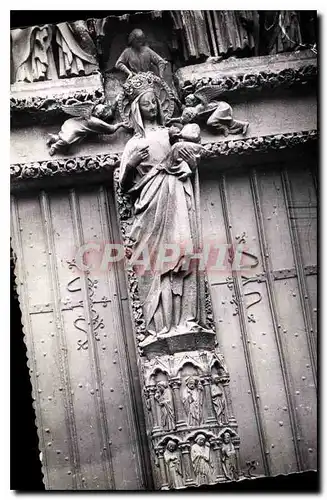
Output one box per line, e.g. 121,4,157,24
140,329,216,358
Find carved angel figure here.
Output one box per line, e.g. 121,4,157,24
169,87,249,136
211,376,227,425
164,440,184,489
46,99,128,155
115,29,167,79
190,434,214,485
221,431,238,481
182,376,203,426
154,381,176,431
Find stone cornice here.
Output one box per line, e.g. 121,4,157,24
175,51,317,98
10,130,317,185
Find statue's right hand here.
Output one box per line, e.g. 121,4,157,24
128,146,149,168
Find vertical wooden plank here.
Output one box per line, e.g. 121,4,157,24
200,172,266,476
286,167,318,349
286,168,317,268
282,170,317,380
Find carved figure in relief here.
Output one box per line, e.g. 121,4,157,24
211,376,227,425
115,29,167,79
170,88,248,136
11,21,98,84
46,100,128,155
119,72,212,344
221,431,238,481
182,376,203,426
190,434,214,485
163,440,184,489
154,381,176,431
56,21,98,77
11,25,57,83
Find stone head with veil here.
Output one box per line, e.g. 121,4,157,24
118,72,213,347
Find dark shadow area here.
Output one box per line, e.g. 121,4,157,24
10,10,150,29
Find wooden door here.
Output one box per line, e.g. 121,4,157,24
200,161,317,477
11,183,152,490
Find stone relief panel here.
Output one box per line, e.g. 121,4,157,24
11,21,99,84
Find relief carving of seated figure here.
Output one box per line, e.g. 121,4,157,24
115,29,167,79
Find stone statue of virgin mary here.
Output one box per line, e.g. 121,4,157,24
118,72,212,346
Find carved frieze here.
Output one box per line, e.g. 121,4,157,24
10,130,317,186
11,153,119,182
202,129,317,158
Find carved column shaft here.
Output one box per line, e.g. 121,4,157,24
211,440,223,480
180,443,195,486
170,379,185,427
156,448,169,490
222,381,236,425
202,377,216,423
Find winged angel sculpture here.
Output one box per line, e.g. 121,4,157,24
46,99,128,155
169,85,249,137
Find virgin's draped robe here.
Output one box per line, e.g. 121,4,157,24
119,127,207,337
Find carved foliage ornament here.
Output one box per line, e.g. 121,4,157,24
11,154,119,182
